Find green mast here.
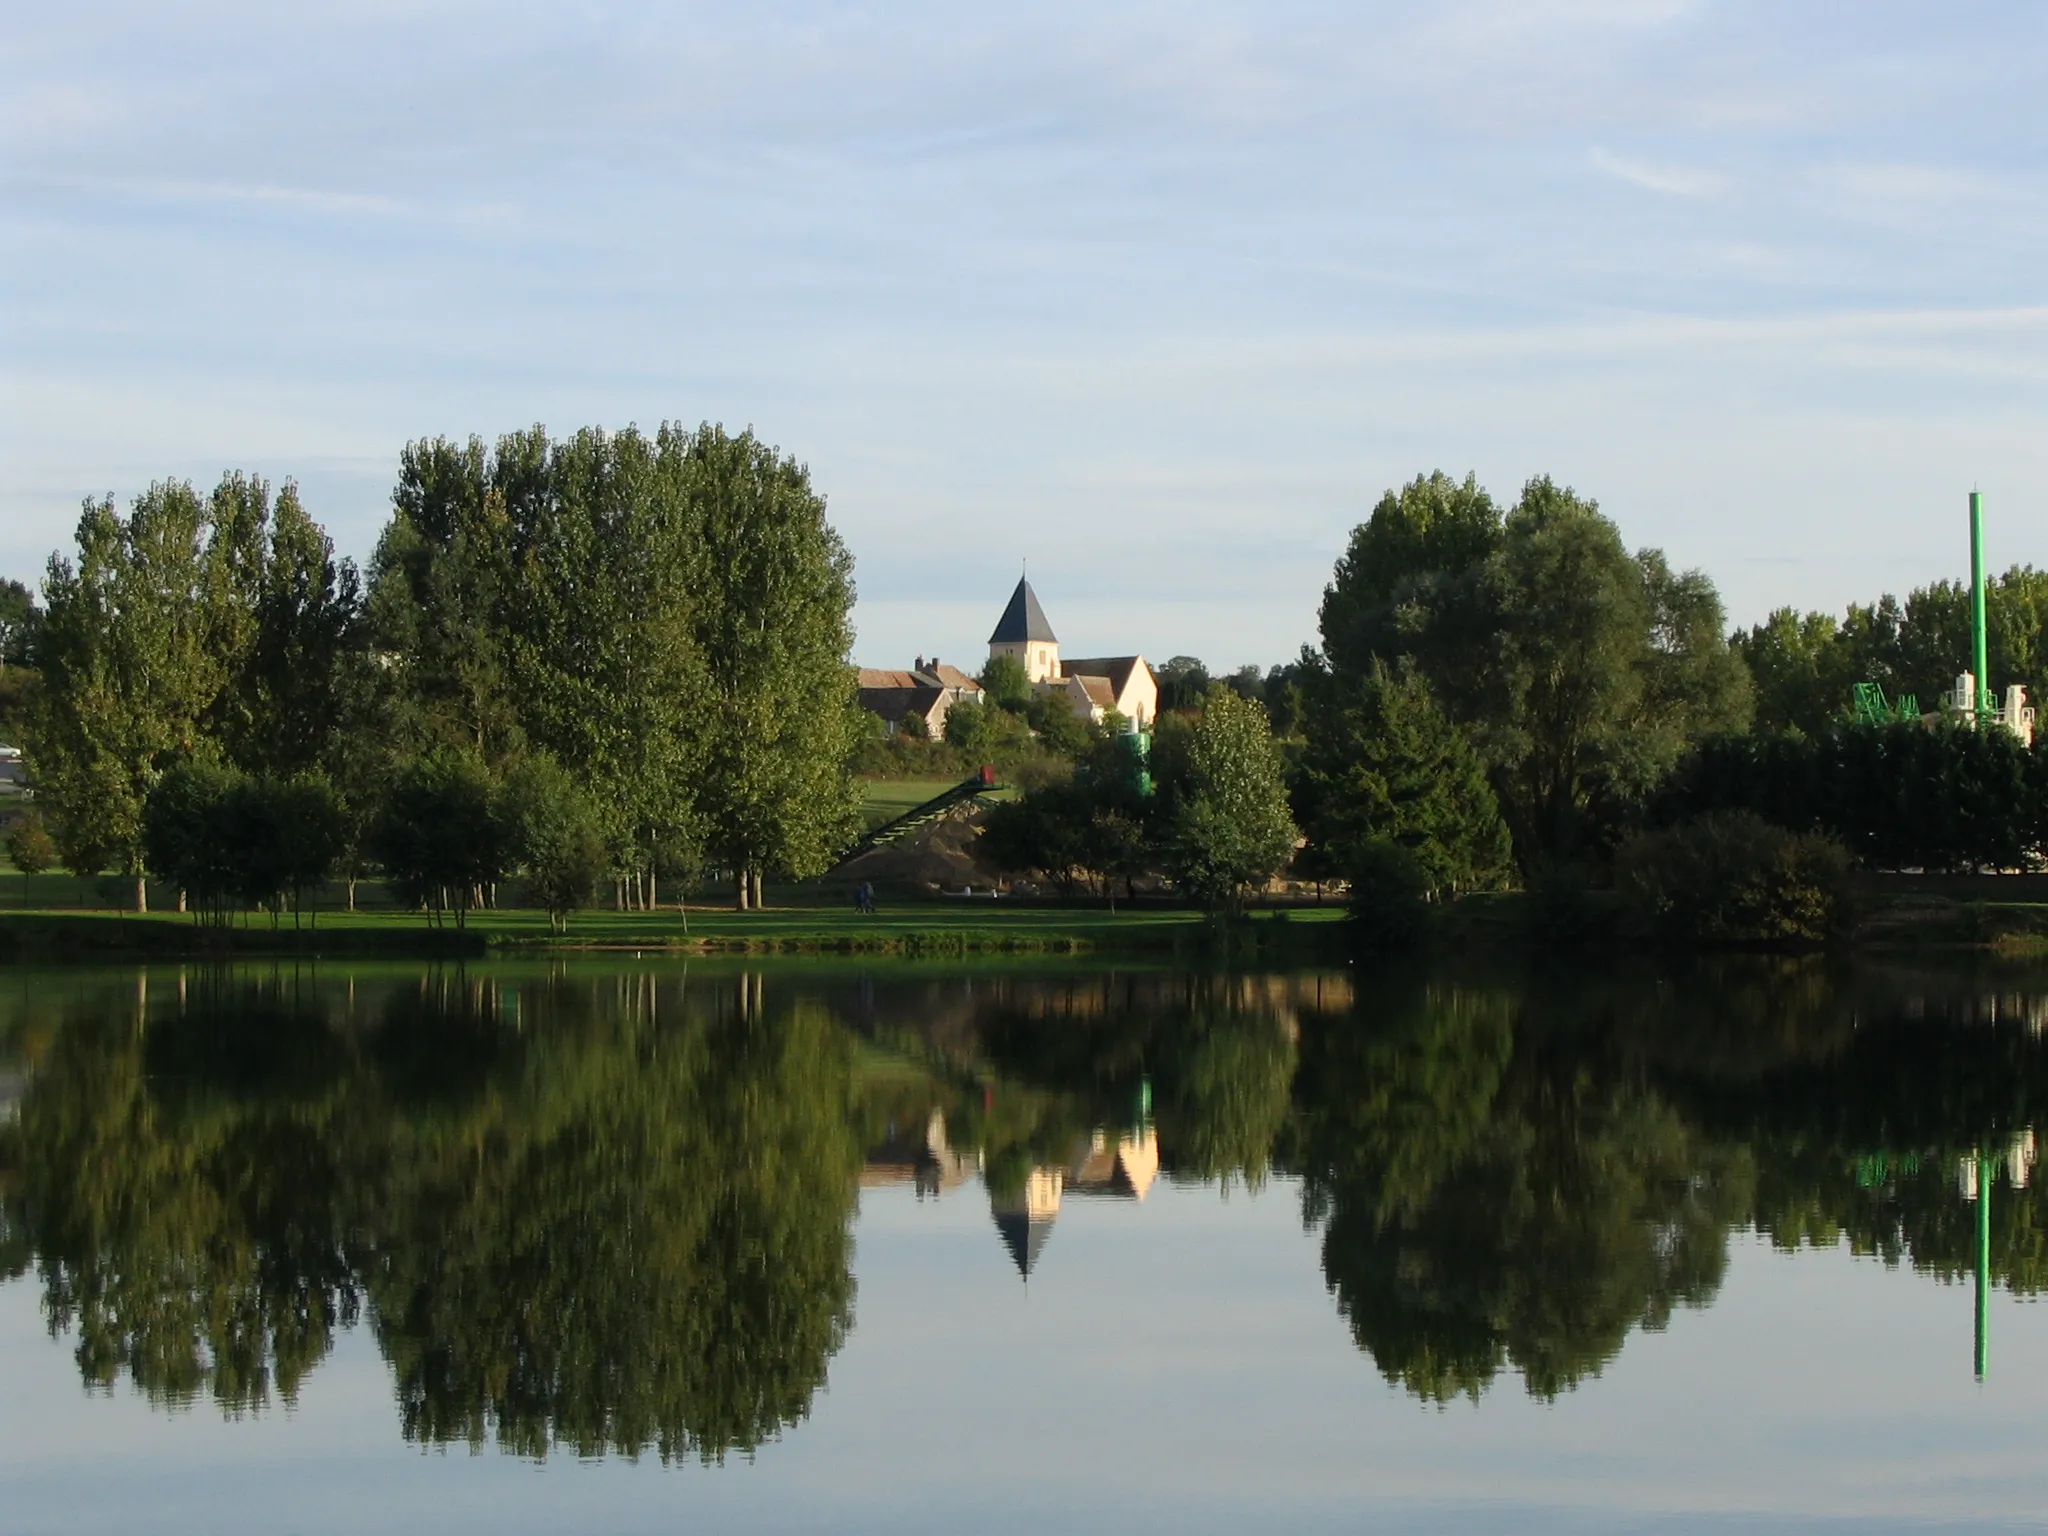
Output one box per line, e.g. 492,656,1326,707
1971,491,1990,720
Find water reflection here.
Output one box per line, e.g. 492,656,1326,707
5,958,2048,1454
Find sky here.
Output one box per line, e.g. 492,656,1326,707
5,1,2047,671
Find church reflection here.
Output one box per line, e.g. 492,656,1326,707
861,1106,1162,1278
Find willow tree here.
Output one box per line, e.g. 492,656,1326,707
1318,472,1751,875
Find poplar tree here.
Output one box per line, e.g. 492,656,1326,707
676,425,863,907
29,486,225,908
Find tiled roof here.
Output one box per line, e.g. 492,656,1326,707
923,663,984,693
1077,675,1117,708
858,668,924,689
988,578,1057,644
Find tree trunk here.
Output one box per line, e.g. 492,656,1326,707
736,867,750,911
346,877,357,912
751,868,765,910
134,873,148,914
648,866,658,910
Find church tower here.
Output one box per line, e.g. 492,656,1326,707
987,576,1060,683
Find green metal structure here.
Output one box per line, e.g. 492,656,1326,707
1851,682,1919,726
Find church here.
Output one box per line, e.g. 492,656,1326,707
986,576,1159,729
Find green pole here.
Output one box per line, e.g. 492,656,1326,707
1975,1151,1992,1380
1971,491,1990,720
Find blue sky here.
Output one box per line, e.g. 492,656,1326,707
6,1,2047,671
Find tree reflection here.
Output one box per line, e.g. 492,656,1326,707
1297,972,1752,1402
2,968,860,1462
357,979,860,1462
16,956,2048,1429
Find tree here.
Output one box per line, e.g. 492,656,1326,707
1318,470,1501,684
1733,608,1855,737
366,437,522,758
1161,688,1298,914
371,749,511,926
1156,656,1211,714
234,484,363,779
142,758,246,922
1318,473,1750,877
505,754,609,933
6,811,55,904
979,778,1100,898
978,655,1032,711
0,577,40,668
1022,692,1092,758
1297,660,1510,899
28,486,227,910
678,426,864,907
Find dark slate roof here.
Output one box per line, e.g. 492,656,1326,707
993,1211,1055,1278
988,578,1057,645
1062,656,1152,699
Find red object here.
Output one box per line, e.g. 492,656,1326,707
978,764,997,786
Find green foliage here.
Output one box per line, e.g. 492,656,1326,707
1616,812,1852,946
1317,471,1750,877
978,775,1102,898
504,754,609,932
143,761,347,921
28,485,229,905
1297,659,1510,899
1343,838,1431,950
1022,691,1093,758
1296,977,1748,1402
1318,470,1502,680
680,425,864,894
1734,566,2048,738
1155,655,1212,714
142,758,246,917
371,749,512,925
6,809,56,879
977,654,1032,710
0,576,40,666
1162,688,1299,913
1663,722,2040,873
4,972,862,1459
1155,1005,1297,1190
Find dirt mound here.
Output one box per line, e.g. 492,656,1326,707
833,803,1004,894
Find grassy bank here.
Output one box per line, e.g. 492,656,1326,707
0,900,1349,961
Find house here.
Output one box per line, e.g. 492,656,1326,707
856,657,988,736
986,577,1158,729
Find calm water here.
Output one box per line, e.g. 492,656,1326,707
4,957,2048,1533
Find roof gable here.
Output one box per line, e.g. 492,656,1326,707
988,578,1057,644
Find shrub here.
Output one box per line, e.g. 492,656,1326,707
1345,838,1430,950
1616,811,1851,947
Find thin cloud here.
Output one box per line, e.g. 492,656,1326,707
1590,147,1728,198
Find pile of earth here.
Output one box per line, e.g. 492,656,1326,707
831,803,1007,896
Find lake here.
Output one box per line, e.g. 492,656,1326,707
3,956,2047,1533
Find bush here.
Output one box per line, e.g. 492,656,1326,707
1616,811,1851,947
6,811,55,880
1345,838,1430,950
